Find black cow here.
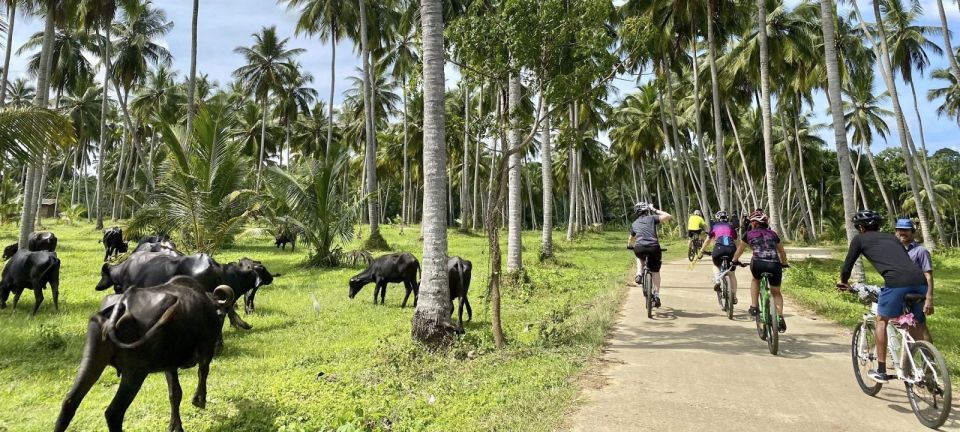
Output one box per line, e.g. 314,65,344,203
2,231,59,260
54,277,234,432
448,256,473,331
274,230,296,251
348,252,420,306
101,227,128,261
0,250,60,315
222,257,277,314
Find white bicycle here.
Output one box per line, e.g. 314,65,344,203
841,283,951,429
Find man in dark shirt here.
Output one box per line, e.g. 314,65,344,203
839,210,929,383
627,202,673,308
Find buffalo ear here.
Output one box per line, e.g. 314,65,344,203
101,262,111,274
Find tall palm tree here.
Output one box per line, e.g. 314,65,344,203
843,69,897,223
928,65,960,122
506,73,522,273
233,26,303,190
411,0,455,347
384,1,417,224
355,0,384,244
0,1,17,107
933,0,960,82
185,0,198,141
18,22,98,103
6,78,35,106
706,0,728,211
275,61,317,167
755,0,780,232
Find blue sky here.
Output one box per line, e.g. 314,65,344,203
6,0,960,154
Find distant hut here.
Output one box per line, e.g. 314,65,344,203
39,199,58,218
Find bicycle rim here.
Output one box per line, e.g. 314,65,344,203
767,294,779,355
906,341,952,428
851,322,882,396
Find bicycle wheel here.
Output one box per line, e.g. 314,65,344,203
906,340,952,429
754,299,766,341
851,322,882,396
644,273,654,319
715,277,725,310
767,293,779,355
688,241,697,262
724,276,734,320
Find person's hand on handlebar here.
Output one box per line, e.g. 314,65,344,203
836,282,851,292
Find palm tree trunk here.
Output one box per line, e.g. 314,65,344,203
541,107,553,257
935,0,960,82
472,81,483,230
725,104,759,209
566,104,577,241
411,0,454,347
0,1,15,107
630,160,640,202
357,0,380,239
707,0,728,211
779,109,816,241
327,27,337,160
256,96,268,191
756,0,782,233
95,22,112,231
52,150,70,217
689,25,711,216
460,79,471,231
853,147,870,208
864,145,897,223
185,0,199,142
506,72,523,273
662,58,690,224
524,157,538,230
401,72,409,225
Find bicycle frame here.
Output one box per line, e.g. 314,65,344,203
859,308,938,386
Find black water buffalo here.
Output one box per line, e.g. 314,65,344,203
2,232,60,260
222,258,276,314
274,230,296,251
133,235,180,255
101,227,128,261
54,277,234,432
348,252,420,306
448,256,473,331
0,250,60,315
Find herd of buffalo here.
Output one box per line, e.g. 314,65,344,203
0,228,472,431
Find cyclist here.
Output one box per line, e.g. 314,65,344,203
731,210,789,331
700,210,739,305
839,210,929,383
627,202,673,308
895,218,934,319
688,210,707,250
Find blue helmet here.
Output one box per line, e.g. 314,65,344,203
895,218,915,230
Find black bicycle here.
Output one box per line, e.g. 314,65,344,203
688,235,703,262
633,248,666,319
715,256,735,320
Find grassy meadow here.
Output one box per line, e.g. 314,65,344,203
0,220,671,432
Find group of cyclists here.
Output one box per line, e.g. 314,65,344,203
626,203,936,383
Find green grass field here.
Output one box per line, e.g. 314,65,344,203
0,221,672,432
786,249,960,379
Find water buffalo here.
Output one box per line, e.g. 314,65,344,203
222,257,277,314
274,230,296,251
101,227,128,261
133,235,180,255
0,250,60,315
348,252,420,306
448,256,473,331
2,231,60,260
54,277,234,432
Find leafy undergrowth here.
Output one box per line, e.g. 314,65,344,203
786,249,960,380
0,221,649,431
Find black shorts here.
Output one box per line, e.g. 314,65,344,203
688,230,703,239
750,260,783,286
712,245,737,270
633,244,663,272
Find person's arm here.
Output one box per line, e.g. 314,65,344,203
652,206,672,222
839,236,861,284
776,242,789,266
731,240,747,263
921,249,934,315
627,233,636,249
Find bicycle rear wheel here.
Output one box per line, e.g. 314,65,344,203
754,301,766,341
767,294,779,355
715,277,724,309
688,240,697,262
851,322,882,396
906,340,952,428
644,273,654,319
723,276,734,320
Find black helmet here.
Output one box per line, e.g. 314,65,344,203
852,209,882,230
633,202,651,214
715,210,728,221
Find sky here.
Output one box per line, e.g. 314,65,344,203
5,0,960,155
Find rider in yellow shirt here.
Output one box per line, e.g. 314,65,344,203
687,210,707,249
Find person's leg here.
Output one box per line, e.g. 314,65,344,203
730,271,738,301
771,285,783,313
875,316,890,379
750,278,760,308
652,271,661,294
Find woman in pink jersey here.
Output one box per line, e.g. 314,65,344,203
700,210,739,305
732,210,790,331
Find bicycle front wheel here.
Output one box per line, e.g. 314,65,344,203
851,322,882,396
688,242,697,262
767,294,779,355
906,340,952,429
644,273,654,319
724,276,734,320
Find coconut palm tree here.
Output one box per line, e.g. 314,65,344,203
0,0,23,107
843,69,897,223
928,65,960,122
412,0,455,347
233,26,303,191
755,0,781,232
18,22,98,103
384,1,417,224
275,61,317,167
6,78,35,106
185,0,198,140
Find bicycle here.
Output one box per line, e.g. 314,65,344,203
840,283,952,429
714,256,735,320
688,235,703,262
632,248,667,319
734,261,787,355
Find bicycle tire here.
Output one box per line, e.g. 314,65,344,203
767,293,779,355
688,241,697,262
724,275,734,320
906,340,952,429
851,322,882,396
644,272,653,319
715,277,724,310
755,278,767,341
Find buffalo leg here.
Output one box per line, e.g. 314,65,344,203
51,276,60,312
244,288,258,314
192,358,211,409
380,283,387,305
165,370,184,432
104,370,147,432
55,318,112,432
31,284,44,315
401,282,412,308
373,282,381,305
465,295,473,322
227,305,252,330
458,297,466,331
11,289,22,310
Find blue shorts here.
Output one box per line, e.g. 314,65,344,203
877,285,928,323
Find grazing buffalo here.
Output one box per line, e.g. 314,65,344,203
274,230,296,251
2,231,60,260
222,258,277,314
448,256,473,331
54,277,234,432
101,227,128,261
0,250,60,315
348,252,420,306
133,235,180,255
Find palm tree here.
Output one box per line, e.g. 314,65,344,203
933,0,960,82
18,22,98,103
185,0,198,141
706,0,728,211
355,0,385,245
412,0,455,347
6,78,35,106
843,69,897,223
384,1,417,224
233,26,303,191
275,62,317,167
0,0,22,107
755,0,780,232
928,65,960,122
506,73,522,273
540,107,554,258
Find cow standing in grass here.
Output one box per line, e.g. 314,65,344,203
0,250,60,315
101,227,128,261
448,256,473,332
348,253,420,307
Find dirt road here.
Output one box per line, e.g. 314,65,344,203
565,255,959,431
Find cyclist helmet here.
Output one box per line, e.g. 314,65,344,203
694,210,703,217
715,210,728,221
633,202,651,215
852,209,882,230
895,217,915,230
748,210,768,224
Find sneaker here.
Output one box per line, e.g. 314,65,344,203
713,282,721,292
654,296,662,308
748,306,759,316
868,369,890,383
634,274,642,285
733,296,738,305
778,316,787,333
